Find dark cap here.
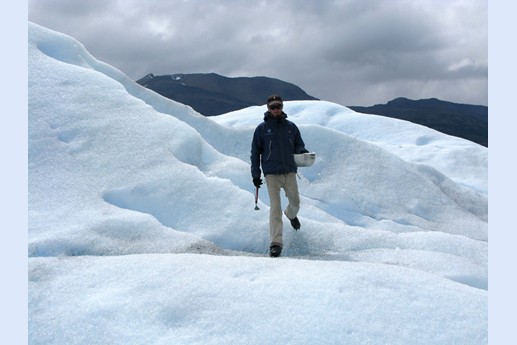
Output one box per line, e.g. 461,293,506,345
267,95,283,107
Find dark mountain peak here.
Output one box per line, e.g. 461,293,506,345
386,97,445,107
382,97,486,110
136,73,156,86
386,97,412,106
136,72,318,116
348,97,488,147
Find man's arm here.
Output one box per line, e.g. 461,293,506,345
250,127,263,178
293,125,309,154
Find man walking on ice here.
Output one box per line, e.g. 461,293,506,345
250,95,310,257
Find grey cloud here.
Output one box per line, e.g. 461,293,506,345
28,0,487,106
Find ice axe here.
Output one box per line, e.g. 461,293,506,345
254,186,260,210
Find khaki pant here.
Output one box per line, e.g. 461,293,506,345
265,172,300,247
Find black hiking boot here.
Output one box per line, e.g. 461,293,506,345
289,217,301,230
269,245,282,257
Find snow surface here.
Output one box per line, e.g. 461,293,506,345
28,22,487,344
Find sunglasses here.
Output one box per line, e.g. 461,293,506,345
269,104,283,110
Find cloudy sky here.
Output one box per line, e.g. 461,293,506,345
28,0,487,107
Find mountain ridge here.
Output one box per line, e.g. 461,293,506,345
348,97,488,147
136,72,319,116
136,73,487,147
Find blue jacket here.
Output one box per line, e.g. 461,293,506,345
251,111,307,178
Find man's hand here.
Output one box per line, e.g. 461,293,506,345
253,178,263,188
